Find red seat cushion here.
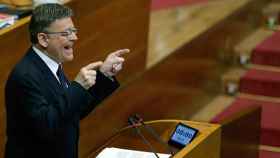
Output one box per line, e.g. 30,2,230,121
252,31,280,66
240,69,280,97
260,150,280,158
211,97,280,146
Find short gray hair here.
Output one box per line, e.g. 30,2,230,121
29,3,73,44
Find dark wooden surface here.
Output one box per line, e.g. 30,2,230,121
65,0,150,81
78,0,270,157
0,0,150,157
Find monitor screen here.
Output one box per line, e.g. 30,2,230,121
168,123,198,148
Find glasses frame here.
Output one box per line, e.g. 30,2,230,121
44,28,78,38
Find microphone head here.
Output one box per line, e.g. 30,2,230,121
128,116,136,126
133,114,144,123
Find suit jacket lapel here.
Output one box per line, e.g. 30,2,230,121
26,48,65,95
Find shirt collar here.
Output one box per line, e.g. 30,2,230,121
32,46,60,79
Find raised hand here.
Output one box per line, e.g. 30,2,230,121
99,49,130,77
74,61,103,89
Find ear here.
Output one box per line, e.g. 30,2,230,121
37,33,49,48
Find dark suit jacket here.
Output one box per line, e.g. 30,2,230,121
4,48,119,158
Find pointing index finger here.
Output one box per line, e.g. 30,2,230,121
85,61,103,70
114,49,130,56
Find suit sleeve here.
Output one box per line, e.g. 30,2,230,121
79,70,120,119
12,73,93,140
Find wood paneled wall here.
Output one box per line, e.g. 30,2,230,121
78,0,270,157
65,0,150,81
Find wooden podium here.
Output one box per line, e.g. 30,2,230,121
89,120,221,158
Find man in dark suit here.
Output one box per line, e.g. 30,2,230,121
4,3,129,158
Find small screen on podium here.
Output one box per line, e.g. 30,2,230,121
168,123,198,149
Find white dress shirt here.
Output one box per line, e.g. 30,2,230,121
32,46,60,82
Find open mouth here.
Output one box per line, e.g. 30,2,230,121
63,43,74,53
63,45,74,58
64,45,72,50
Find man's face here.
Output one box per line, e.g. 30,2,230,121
44,17,78,63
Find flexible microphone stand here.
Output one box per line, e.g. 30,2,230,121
132,114,175,157
128,117,160,158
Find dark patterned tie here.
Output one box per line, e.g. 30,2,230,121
56,65,69,88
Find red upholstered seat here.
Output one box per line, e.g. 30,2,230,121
260,150,280,158
239,68,280,97
211,97,280,147
252,31,280,66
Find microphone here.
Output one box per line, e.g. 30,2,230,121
132,114,175,156
128,116,160,158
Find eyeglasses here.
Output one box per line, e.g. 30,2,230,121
44,28,78,38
